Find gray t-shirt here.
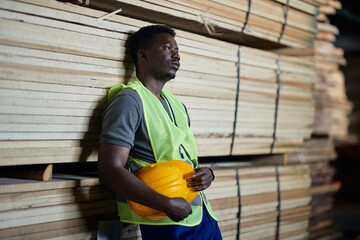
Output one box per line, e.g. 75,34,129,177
100,88,189,170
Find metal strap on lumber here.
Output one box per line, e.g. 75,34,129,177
270,56,281,154
236,169,242,240
241,0,252,32
275,165,281,240
230,46,241,155
278,0,290,42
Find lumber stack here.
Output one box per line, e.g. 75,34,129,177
90,0,319,49
0,164,311,240
274,0,352,141
106,163,313,240
311,39,351,141
287,138,342,239
287,138,337,164
0,0,319,239
273,1,350,238
175,45,316,156
0,174,117,240
0,0,315,166
308,164,341,240
207,164,311,240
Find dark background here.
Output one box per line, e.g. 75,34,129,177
328,1,360,239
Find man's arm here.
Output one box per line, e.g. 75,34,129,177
98,143,192,222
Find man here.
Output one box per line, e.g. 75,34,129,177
98,25,222,239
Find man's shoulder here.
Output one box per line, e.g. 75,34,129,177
104,87,143,116
111,88,142,106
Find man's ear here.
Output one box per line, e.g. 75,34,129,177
138,50,148,62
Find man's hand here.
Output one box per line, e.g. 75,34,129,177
186,167,214,191
99,144,194,222
163,197,192,222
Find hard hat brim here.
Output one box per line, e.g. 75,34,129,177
135,160,198,203
128,160,198,219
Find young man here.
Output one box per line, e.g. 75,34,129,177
98,25,222,239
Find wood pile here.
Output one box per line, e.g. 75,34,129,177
0,0,315,166
0,173,117,240
89,0,319,49
0,0,325,239
207,164,311,240
274,2,351,236
287,138,336,164
287,138,342,239
274,0,352,141
308,165,341,240
117,163,313,240
311,40,351,141
274,1,351,238
0,164,312,240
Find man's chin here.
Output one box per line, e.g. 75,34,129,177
165,72,176,81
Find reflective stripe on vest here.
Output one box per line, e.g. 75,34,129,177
108,79,217,226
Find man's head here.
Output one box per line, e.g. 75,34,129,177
129,25,180,81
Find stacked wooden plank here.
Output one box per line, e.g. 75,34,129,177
0,0,315,166
175,44,316,156
110,163,313,240
0,164,311,240
0,1,319,239
308,164,341,240
311,38,352,140
274,0,352,141
89,0,319,49
315,0,342,22
287,138,342,239
207,164,311,240
275,1,351,237
0,174,117,240
272,4,350,237
287,138,336,164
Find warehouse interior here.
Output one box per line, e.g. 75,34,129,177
0,0,360,239
327,0,360,239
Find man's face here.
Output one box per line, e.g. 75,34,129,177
146,33,180,81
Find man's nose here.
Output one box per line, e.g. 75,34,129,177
172,51,180,61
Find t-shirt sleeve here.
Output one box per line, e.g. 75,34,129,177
100,90,142,149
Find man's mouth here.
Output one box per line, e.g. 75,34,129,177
171,61,180,70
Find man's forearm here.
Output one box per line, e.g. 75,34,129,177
97,143,192,221
99,161,169,211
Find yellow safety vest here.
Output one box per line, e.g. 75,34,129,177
108,78,217,226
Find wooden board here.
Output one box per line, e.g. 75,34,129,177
0,0,316,166
88,0,318,49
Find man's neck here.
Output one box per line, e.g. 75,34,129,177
137,76,167,100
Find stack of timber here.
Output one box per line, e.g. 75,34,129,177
311,39,351,141
315,0,342,22
89,0,319,50
274,0,352,141
111,163,313,240
0,0,315,165
308,164,341,240
207,164,311,240
287,138,342,239
274,1,349,237
287,138,336,164
0,174,117,240
0,165,312,240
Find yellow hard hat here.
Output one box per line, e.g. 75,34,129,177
127,160,197,219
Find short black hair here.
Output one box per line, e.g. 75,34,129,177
129,25,176,66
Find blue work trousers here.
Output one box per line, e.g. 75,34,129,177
140,206,222,240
